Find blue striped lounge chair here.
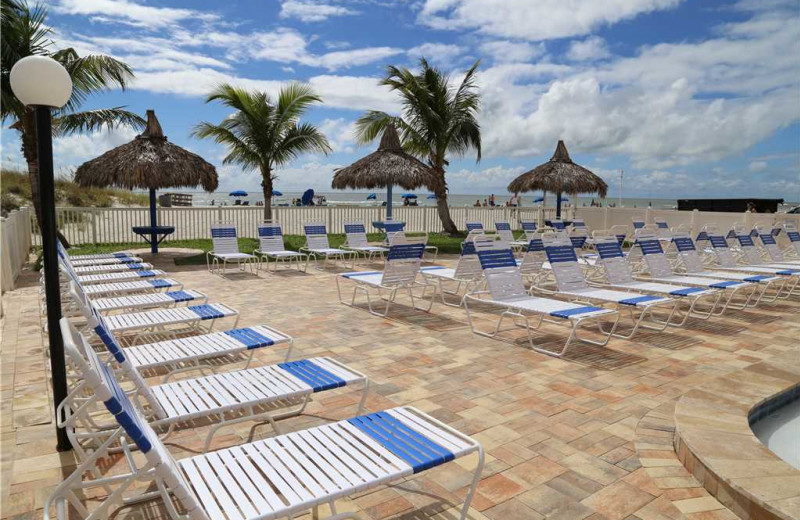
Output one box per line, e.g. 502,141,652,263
783,222,800,257
495,220,524,252
542,234,678,338
254,222,309,272
301,222,357,269
465,221,484,232
80,298,293,378
707,230,800,280
48,319,484,520
67,254,144,267
669,232,785,306
463,240,619,357
207,223,257,274
342,221,389,263
420,230,485,306
518,220,538,244
57,245,174,294
632,218,646,232
592,237,722,324
60,318,367,454
69,279,239,342
633,232,763,310
571,218,588,231
518,234,555,288
336,236,435,317
549,219,567,231
382,221,439,262
755,232,800,267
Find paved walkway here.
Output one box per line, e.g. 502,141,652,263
1,250,798,520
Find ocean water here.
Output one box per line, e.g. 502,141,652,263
190,191,683,209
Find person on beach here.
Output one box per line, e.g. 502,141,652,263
474,200,481,207
489,194,495,206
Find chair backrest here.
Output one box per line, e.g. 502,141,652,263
304,222,331,249
519,234,546,276
210,223,240,255
474,239,528,301
608,225,628,245
58,318,203,519
550,220,566,230
56,244,81,284
452,231,484,280
757,233,784,262
695,229,709,243
632,219,646,230
569,229,589,249
735,234,765,265
706,230,739,268
494,221,515,242
383,221,406,245
784,223,800,252
571,218,587,230
543,235,589,292
465,221,484,232
344,222,370,248
381,235,427,286
671,233,706,274
257,222,288,252
636,233,674,278
594,237,635,284
520,220,538,240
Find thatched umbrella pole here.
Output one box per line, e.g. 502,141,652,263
332,124,436,222
508,140,608,220
75,110,218,253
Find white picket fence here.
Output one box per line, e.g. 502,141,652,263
2,206,32,294
30,205,561,246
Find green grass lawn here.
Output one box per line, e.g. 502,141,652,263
63,232,477,266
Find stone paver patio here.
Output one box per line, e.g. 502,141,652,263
2,249,799,520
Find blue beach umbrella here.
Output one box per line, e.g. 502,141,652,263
366,193,377,200
229,190,248,197
533,196,544,203
301,188,314,206
401,193,417,199
427,194,436,199
272,190,283,197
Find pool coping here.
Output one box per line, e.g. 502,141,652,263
673,353,800,520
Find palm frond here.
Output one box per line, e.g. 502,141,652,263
55,52,135,112
54,108,146,135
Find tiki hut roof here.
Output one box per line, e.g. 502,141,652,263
331,124,436,190
508,140,608,197
74,110,218,192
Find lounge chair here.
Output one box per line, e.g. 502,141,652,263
78,278,184,297
755,232,800,267
548,219,567,231
542,235,678,338
69,280,239,342
632,218,646,232
62,248,136,261
463,241,619,357
207,223,257,274
70,261,153,274
253,222,309,272
420,231,484,306
301,222,357,269
518,220,538,244
79,298,292,379
465,221,484,232
382,221,438,262
495,220,524,252
669,233,785,305
633,233,761,310
343,222,389,262
46,325,484,520
60,318,367,454
707,230,800,279
783,221,800,257
571,218,588,231
56,242,167,285
518,234,554,287
592,237,722,324
68,255,144,267
653,217,672,239
336,236,435,317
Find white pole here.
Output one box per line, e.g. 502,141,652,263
618,169,623,208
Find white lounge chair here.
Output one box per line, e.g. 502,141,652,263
63,249,136,262
494,220,522,252
79,278,184,297
592,237,722,324
670,233,785,305
336,236,435,317
542,235,678,338
380,221,438,262
343,222,389,262
755,232,800,267
783,222,800,257
60,318,367,454
571,218,588,231
634,234,761,311
515,220,538,247
301,222,357,269
207,223,257,274
253,222,309,272
463,242,619,357
706,232,800,288
420,231,484,306
46,331,484,520
70,261,153,274
68,255,144,267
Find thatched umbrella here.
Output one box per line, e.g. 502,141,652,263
75,110,218,253
331,123,435,219
508,140,608,218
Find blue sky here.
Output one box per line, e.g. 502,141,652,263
3,0,799,200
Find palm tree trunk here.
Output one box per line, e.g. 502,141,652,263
261,170,273,221
431,166,458,235
19,111,71,247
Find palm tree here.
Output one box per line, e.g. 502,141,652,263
1,0,145,242
355,58,481,235
193,83,331,220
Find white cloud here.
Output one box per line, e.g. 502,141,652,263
566,36,610,61
418,0,683,41
318,118,358,153
279,0,359,22
749,160,768,172
407,43,464,63
52,127,139,169
479,41,545,63
53,0,217,28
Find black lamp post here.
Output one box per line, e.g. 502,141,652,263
11,56,74,451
